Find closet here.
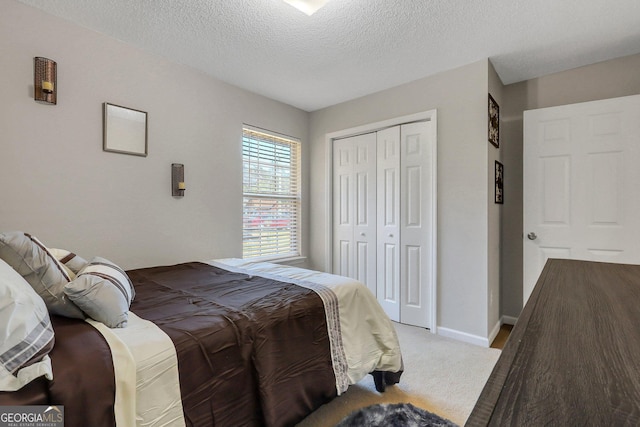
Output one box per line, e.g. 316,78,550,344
332,121,435,328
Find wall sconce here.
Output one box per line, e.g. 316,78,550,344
34,57,57,105
172,163,185,197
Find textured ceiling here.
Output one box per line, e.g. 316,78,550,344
16,0,640,111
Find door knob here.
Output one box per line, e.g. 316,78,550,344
389,234,394,238
527,232,537,241
360,232,365,236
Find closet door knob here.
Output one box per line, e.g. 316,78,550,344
389,234,394,238
360,232,365,236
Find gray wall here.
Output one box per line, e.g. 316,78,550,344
487,61,504,334
0,1,310,270
309,60,497,342
500,53,640,319
8,0,638,343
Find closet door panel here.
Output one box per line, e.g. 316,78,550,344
405,245,422,306
376,126,400,320
338,240,350,277
356,242,370,284
406,166,422,226
352,133,377,294
333,133,377,294
332,138,354,278
400,121,433,328
382,244,398,299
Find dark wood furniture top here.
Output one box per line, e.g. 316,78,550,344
466,259,640,426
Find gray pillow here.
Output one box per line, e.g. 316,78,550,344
64,257,135,328
48,248,88,277
0,258,54,391
0,231,84,319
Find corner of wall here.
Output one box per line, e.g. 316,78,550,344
487,60,505,336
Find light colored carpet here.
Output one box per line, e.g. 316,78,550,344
296,322,501,426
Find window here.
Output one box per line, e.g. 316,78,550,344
242,126,301,260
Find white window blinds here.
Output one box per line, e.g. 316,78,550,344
242,126,301,260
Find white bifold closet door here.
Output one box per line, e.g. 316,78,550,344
332,132,378,295
333,121,434,328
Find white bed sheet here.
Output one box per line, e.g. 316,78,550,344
88,312,185,427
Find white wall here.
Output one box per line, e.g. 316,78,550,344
0,0,309,270
309,60,494,341
500,52,640,319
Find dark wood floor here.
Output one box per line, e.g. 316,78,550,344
490,324,513,349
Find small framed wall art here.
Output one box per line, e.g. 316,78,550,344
495,160,504,204
488,94,499,148
103,103,148,157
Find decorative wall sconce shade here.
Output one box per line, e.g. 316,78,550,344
172,163,185,197
34,57,57,105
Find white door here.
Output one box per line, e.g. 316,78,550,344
399,121,434,328
376,126,401,321
332,133,377,294
524,94,640,304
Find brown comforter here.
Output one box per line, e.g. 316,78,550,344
0,316,117,427
128,262,337,426
0,262,343,427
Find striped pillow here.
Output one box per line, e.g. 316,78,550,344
0,231,84,319
64,257,135,328
48,248,88,278
0,258,54,391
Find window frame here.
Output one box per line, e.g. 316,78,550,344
242,125,302,261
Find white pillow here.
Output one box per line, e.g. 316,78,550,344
0,258,54,391
0,231,84,319
64,257,135,328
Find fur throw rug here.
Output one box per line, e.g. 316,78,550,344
336,403,458,427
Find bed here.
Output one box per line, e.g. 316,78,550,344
0,235,403,427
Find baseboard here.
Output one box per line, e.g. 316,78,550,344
500,315,518,325
436,316,519,348
436,327,490,348
488,320,501,346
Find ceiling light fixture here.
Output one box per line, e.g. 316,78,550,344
282,0,330,16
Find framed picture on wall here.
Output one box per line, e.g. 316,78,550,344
495,160,504,204
103,103,148,157
488,94,499,148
